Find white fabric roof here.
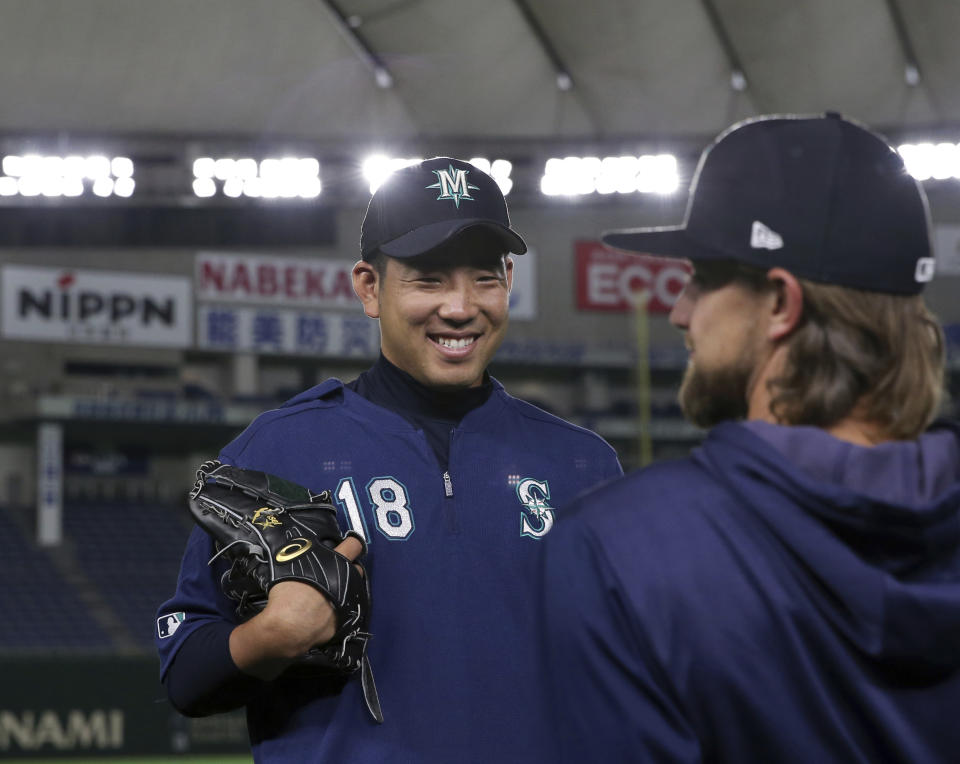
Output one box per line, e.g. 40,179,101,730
2,0,957,147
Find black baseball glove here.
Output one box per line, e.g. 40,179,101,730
188,459,382,723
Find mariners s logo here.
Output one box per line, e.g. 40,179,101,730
517,478,555,539
426,165,478,208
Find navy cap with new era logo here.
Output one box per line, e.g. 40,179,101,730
603,112,935,294
360,157,527,261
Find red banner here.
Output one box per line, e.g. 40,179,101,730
575,240,690,313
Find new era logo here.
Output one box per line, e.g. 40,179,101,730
915,257,935,283
751,221,783,250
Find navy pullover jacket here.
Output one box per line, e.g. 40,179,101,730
541,419,960,763
157,358,622,762
161,355,492,713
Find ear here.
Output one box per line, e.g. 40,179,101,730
504,255,515,293
765,267,803,341
352,260,381,319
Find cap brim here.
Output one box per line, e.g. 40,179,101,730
380,219,527,258
601,225,721,262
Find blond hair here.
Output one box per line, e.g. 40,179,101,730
768,278,945,440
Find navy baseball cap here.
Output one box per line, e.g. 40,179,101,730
602,113,935,294
360,157,527,261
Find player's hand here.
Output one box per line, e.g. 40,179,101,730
229,536,365,680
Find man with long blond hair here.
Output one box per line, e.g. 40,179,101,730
539,113,960,762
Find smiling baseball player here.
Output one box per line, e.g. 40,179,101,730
156,157,622,763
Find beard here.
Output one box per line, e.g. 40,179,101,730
678,343,757,429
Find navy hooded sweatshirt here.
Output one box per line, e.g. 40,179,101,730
540,419,960,763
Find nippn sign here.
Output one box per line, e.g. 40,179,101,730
1,265,192,347
576,240,691,314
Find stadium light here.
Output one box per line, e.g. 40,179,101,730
540,153,679,197
468,157,514,195
192,177,216,198
113,177,135,198
0,153,135,198
112,157,134,178
192,156,322,199
898,142,960,181
362,155,423,194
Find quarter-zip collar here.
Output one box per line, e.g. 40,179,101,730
348,353,493,468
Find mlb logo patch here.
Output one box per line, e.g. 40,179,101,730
157,612,185,639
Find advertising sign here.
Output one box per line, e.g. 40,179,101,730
934,224,960,276
196,249,538,320
509,247,536,320
575,240,690,313
1,266,191,347
36,423,63,547
197,305,379,358
0,656,248,757
195,252,356,307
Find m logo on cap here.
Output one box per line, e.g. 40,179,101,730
751,220,784,251
427,166,479,208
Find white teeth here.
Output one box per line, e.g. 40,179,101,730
436,336,475,349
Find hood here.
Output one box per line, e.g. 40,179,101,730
694,420,960,674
